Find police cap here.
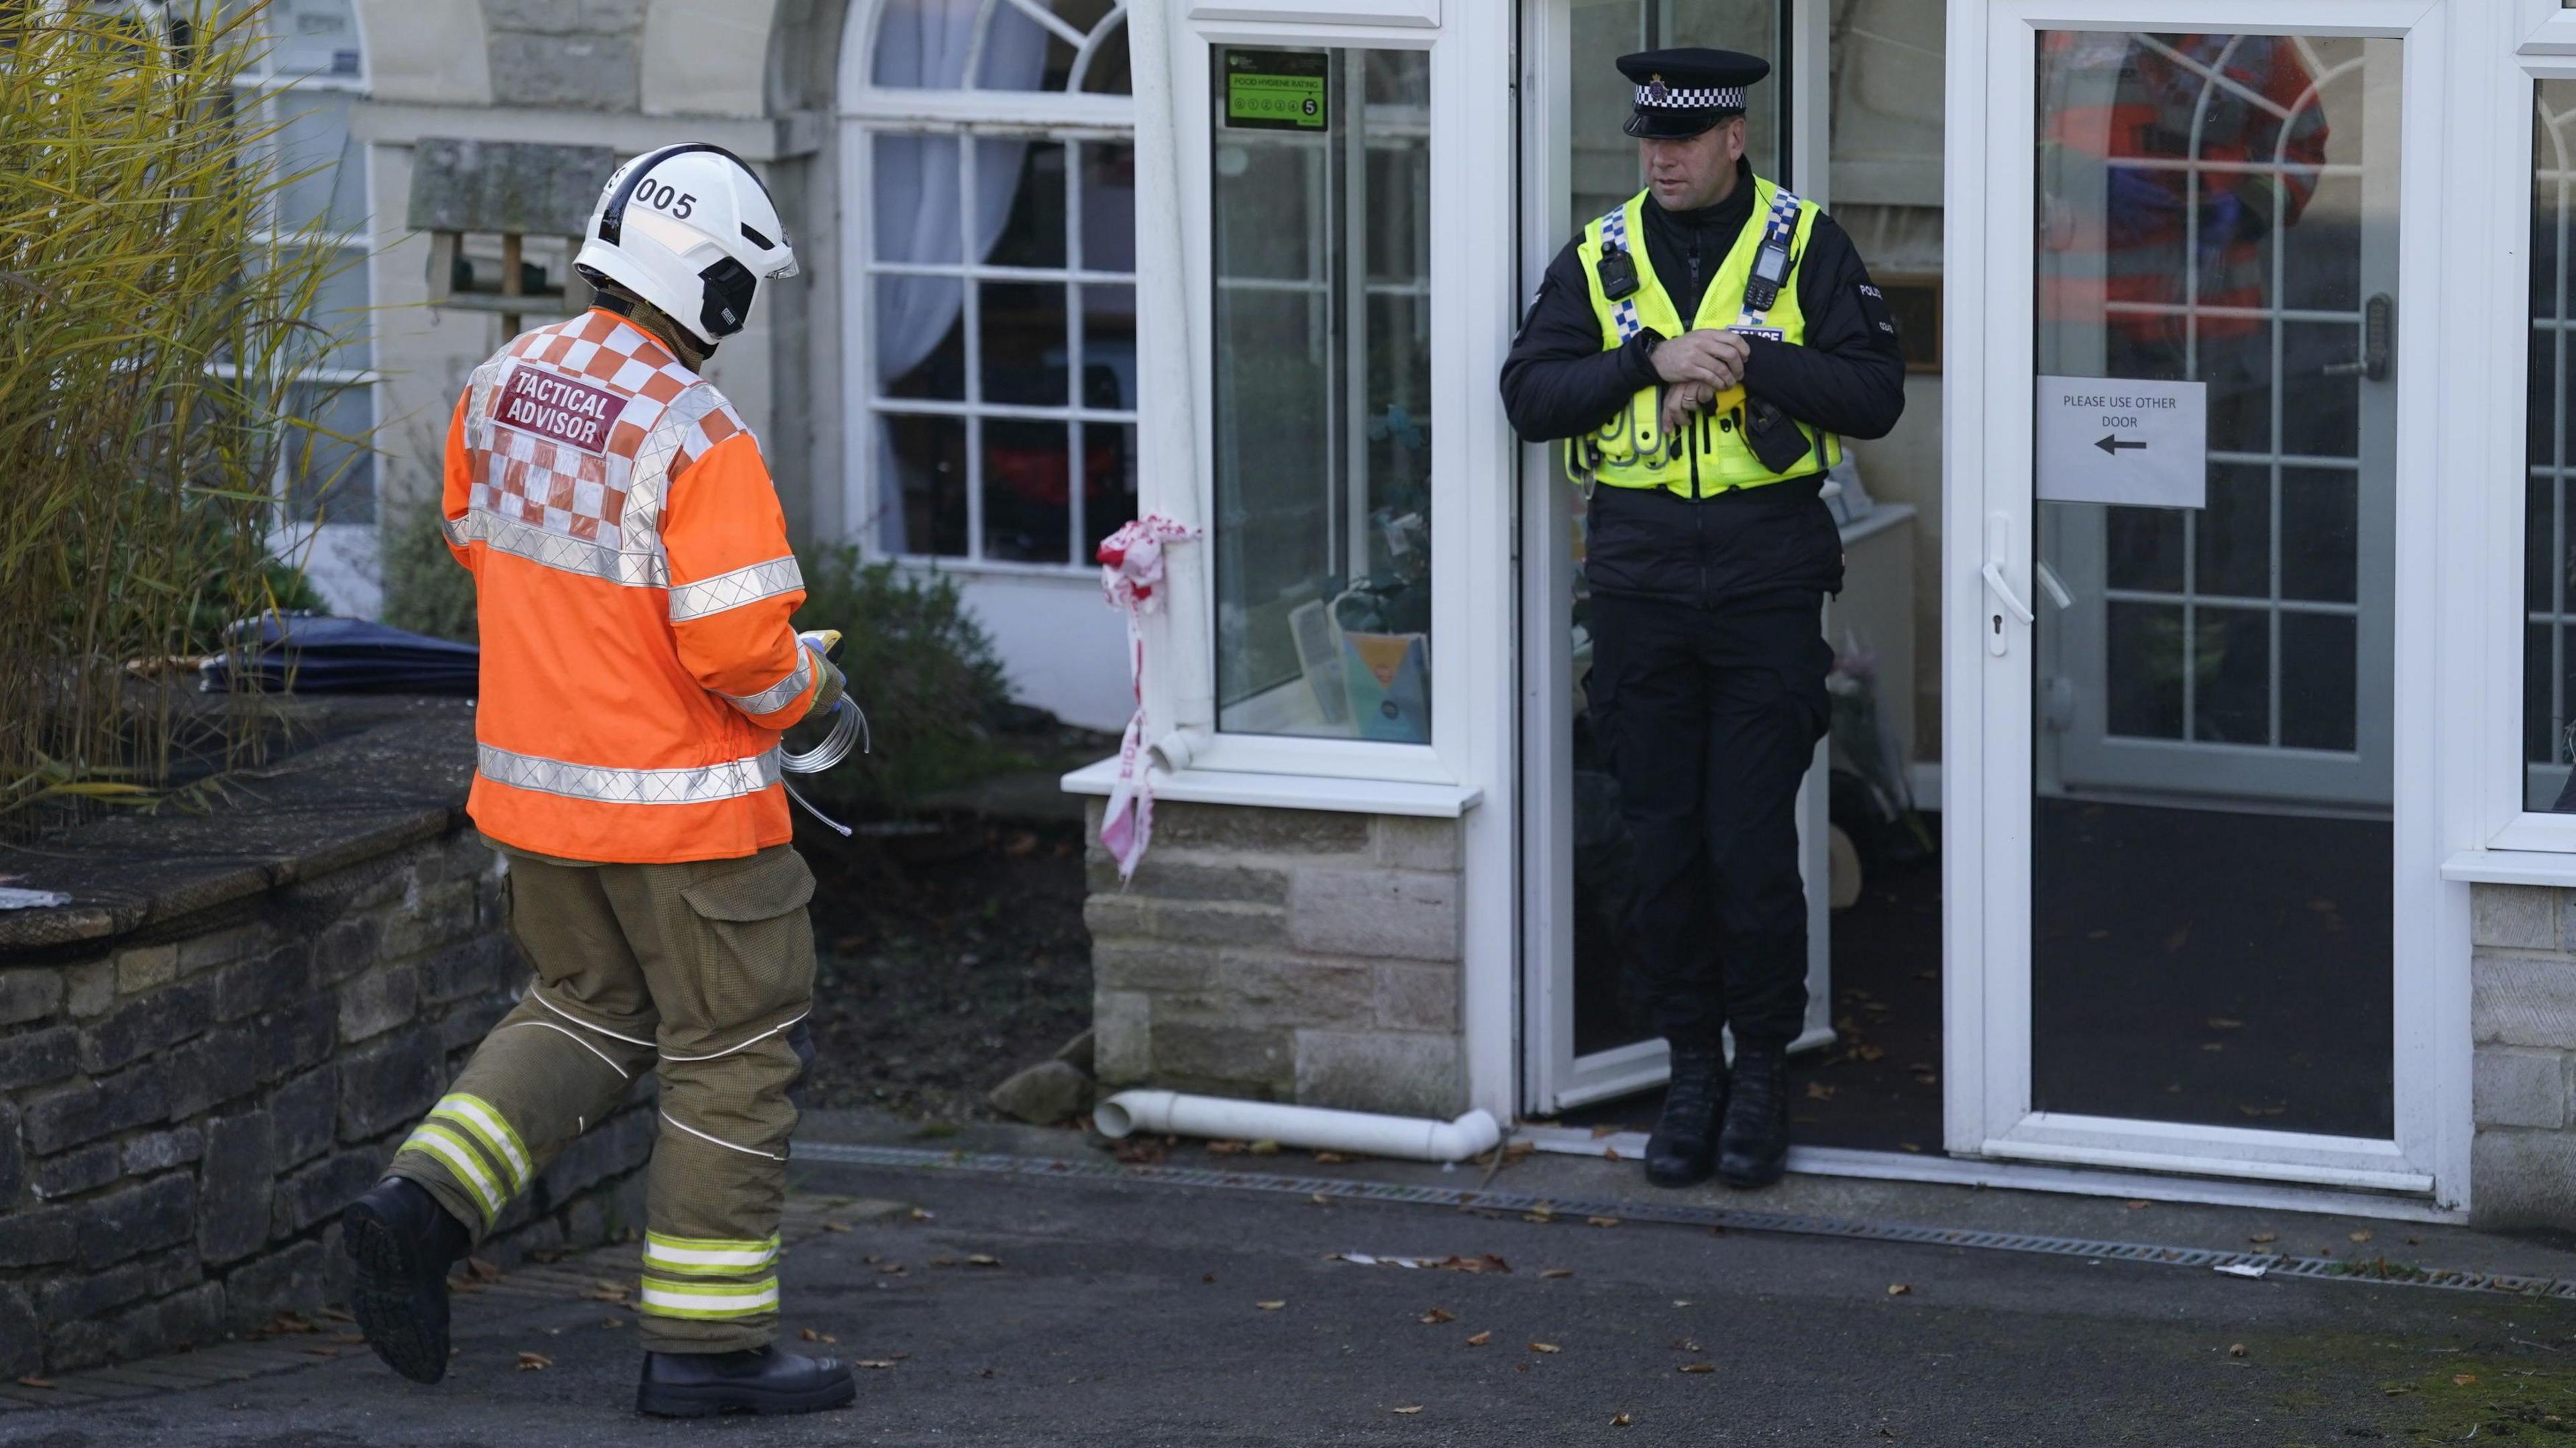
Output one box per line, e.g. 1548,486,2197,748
1617,48,1768,140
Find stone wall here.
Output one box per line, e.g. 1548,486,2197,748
2468,882,2576,1227
1083,801,1466,1119
0,828,652,1377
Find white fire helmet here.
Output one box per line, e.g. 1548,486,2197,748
572,144,800,351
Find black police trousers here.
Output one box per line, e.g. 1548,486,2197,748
1587,590,1831,1050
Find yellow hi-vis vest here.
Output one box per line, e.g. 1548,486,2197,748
1567,176,1843,498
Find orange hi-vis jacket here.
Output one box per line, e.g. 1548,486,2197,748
441,308,821,865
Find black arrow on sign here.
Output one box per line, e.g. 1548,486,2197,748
2095,435,2147,455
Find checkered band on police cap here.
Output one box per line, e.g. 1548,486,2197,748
1635,80,1747,111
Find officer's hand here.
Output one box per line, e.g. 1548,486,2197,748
1658,382,1715,437
1703,328,1752,387
801,647,847,722
1651,329,1737,389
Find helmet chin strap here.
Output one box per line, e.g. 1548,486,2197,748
589,283,716,366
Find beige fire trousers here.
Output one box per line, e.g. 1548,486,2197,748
386,843,816,1354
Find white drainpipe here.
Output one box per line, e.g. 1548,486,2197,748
1095,1090,1504,1165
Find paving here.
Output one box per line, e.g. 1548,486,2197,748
7,1113,2576,1446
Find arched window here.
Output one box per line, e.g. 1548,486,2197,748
230,0,378,609
841,0,1138,568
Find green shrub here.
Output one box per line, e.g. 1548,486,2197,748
787,549,1027,816
380,486,478,645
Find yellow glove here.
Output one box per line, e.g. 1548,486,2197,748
799,630,846,722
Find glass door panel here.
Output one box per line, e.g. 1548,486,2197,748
2027,32,2397,1140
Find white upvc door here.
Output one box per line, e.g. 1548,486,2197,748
1945,0,2455,1198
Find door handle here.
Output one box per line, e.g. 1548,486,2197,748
1983,513,2033,659
2320,292,2392,380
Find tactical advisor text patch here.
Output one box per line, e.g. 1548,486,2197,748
496,365,628,454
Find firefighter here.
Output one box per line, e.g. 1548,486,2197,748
1500,50,1905,1189
341,144,857,1418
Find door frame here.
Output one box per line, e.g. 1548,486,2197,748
1943,0,2467,1201
1517,0,1837,1115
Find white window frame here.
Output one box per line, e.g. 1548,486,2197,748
1945,0,2470,1207
836,0,1140,575
2454,1,2576,871
1137,7,1509,796
229,3,379,606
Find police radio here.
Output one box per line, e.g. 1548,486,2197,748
1741,235,1792,314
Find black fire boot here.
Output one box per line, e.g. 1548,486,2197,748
637,1345,858,1418
343,1176,472,1384
1644,1044,1728,1188
1717,1040,1792,1189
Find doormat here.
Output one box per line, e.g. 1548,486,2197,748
792,1141,2576,1301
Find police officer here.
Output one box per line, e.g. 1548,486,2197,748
1500,49,1904,1190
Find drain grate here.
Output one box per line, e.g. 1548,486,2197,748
791,1141,2576,1300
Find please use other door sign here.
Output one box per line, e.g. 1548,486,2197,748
2035,376,2207,510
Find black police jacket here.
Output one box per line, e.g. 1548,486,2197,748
1499,160,1907,608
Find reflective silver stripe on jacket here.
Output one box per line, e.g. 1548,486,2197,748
669,555,804,622
476,743,782,805
718,647,814,718
443,508,672,588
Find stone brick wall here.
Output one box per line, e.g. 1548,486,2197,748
482,0,645,111
0,828,652,1377
2468,882,2576,1228
1083,801,1466,1119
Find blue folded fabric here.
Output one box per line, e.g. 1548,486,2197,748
201,614,480,696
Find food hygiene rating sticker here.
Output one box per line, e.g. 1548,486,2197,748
1224,49,1328,131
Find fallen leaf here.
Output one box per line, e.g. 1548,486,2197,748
1887,1284,1911,1296
1805,1082,1835,1101
1542,1268,1575,1280
820,1221,853,1234
1202,1273,1216,1284
1673,1338,1703,1353
467,1258,502,1284
909,1209,934,1221
15,1377,52,1389
1420,1307,1458,1325
876,1263,906,1276
317,1308,355,1324
516,1351,552,1371
2125,1201,2152,1211
1436,1254,1513,1274
1898,1141,1922,1153
856,1359,899,1370
930,1257,958,1268
1531,1342,1562,1353
2249,1233,2278,1244
1466,1331,1492,1347
1205,1140,1246,1156
1587,1216,1621,1229
967,1254,1002,1267
2350,1230,2373,1244
1603,1147,1622,1163
600,1317,624,1327
1313,1151,1351,1164
1247,1140,1281,1156
1611,1412,1634,1427
1680,1363,1715,1374
1256,1300,1287,1311
801,1328,839,1344
1591,1125,1623,1139
1310,1193,1330,1207
1672,1300,1693,1307
2457,1374,2480,1386
1856,1044,1887,1062
1393,1406,1425,1416
2229,1344,2247,1359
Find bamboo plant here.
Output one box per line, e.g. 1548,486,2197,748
0,0,364,838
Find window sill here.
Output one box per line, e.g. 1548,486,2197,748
1059,757,1482,818
2441,848,2576,887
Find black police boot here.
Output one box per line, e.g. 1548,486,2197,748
343,1176,472,1384
1717,1040,1792,1189
637,1345,858,1418
1644,1044,1728,1188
